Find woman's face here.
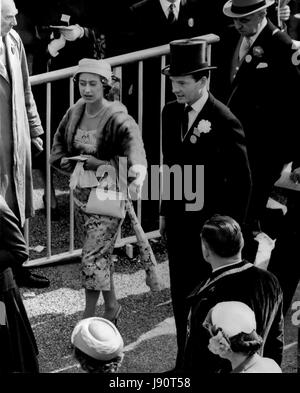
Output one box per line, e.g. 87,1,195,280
78,73,104,104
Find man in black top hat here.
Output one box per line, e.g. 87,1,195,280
160,38,252,370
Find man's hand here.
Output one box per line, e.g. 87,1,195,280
48,34,66,57
159,216,167,240
31,136,43,152
60,24,84,41
290,167,300,184
278,4,291,21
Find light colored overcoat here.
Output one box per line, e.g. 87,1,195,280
0,29,43,226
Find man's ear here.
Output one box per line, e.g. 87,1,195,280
199,76,207,89
201,238,210,260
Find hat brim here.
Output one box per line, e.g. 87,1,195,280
223,0,274,18
162,65,217,76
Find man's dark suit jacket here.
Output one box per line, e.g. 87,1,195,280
129,0,205,50
214,19,300,223
182,260,284,373
161,93,252,226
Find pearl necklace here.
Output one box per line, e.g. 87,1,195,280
85,107,102,119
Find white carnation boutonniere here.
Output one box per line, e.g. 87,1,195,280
190,119,212,143
252,45,264,58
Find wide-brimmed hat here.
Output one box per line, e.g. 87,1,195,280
71,317,124,361
223,0,275,18
161,39,216,77
210,301,256,338
74,58,113,84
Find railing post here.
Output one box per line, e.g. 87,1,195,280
26,34,220,268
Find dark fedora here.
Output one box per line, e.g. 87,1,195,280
161,39,217,77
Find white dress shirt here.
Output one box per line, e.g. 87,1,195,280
160,0,181,20
187,88,209,129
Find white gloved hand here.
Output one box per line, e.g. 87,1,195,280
60,24,84,41
278,5,291,21
128,164,147,200
48,34,66,57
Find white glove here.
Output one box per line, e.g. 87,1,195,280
48,34,66,57
128,164,147,200
60,24,84,41
278,5,291,21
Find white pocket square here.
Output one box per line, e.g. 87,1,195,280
256,62,268,69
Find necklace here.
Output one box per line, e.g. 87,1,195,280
85,107,102,119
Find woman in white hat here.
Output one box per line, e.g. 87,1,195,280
71,317,124,373
50,58,147,323
203,301,282,373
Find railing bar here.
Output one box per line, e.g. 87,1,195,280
160,55,166,210
69,78,75,253
137,60,143,223
30,35,220,86
46,82,52,257
24,230,161,268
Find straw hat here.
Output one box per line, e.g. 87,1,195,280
71,317,124,361
223,0,275,18
74,58,112,84
211,301,256,338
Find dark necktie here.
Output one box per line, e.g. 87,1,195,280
167,3,176,24
181,105,192,141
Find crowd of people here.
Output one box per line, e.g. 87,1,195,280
1,0,300,374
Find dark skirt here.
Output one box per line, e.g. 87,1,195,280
0,267,39,374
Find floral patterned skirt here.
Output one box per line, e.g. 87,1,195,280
74,187,123,291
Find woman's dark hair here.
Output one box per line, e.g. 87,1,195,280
229,331,263,356
201,214,244,257
73,347,123,373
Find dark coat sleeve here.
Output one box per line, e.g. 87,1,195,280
0,198,28,270
50,109,72,171
105,111,147,170
215,101,252,225
261,277,284,365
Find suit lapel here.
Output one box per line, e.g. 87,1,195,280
182,96,213,144
231,20,274,87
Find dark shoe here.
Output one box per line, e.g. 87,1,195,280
16,272,50,289
103,304,122,326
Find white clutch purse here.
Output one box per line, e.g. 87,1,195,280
85,187,126,219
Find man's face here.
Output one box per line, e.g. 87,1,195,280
1,0,18,37
170,74,205,105
233,12,262,37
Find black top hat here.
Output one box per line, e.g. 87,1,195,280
161,39,217,77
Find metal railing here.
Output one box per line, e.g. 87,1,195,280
24,33,220,268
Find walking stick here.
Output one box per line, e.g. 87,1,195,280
125,199,163,292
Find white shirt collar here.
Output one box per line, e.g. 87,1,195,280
189,89,209,113
186,88,209,129
160,0,181,19
212,260,242,273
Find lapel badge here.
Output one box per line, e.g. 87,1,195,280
245,54,252,63
188,18,194,27
190,135,197,144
